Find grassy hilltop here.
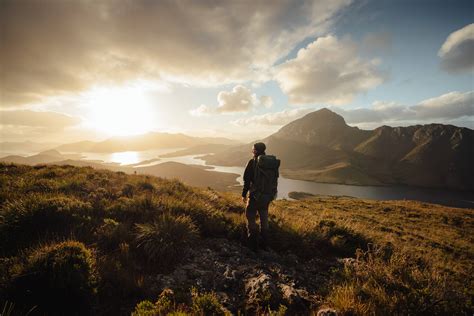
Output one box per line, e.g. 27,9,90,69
0,163,472,315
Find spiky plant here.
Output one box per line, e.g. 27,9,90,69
135,214,198,266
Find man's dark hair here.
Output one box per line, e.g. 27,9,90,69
253,142,266,154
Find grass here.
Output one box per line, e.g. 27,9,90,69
135,214,199,268
0,163,472,315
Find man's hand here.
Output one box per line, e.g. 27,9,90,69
242,196,247,204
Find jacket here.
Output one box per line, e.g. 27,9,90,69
242,153,264,198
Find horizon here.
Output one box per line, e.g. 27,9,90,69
1,0,473,144
2,106,474,147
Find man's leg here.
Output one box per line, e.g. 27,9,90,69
258,199,270,250
245,197,258,251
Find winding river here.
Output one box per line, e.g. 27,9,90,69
77,150,474,209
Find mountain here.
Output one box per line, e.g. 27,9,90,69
0,141,60,154
159,143,235,158
0,149,81,165
203,108,474,190
54,132,240,153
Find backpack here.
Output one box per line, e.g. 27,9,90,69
253,155,280,201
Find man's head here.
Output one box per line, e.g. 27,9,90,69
252,142,266,157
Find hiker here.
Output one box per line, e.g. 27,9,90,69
242,142,280,251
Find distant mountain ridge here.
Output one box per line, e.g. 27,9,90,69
0,141,60,154
0,150,239,191
203,108,474,191
54,132,240,152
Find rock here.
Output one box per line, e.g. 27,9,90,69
244,273,282,312
317,307,338,316
279,283,309,312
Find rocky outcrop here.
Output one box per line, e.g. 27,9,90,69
151,238,336,314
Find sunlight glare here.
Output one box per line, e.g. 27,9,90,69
110,151,140,165
84,84,155,136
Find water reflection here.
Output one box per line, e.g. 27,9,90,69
110,151,140,165
76,148,185,165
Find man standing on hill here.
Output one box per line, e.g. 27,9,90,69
242,142,280,252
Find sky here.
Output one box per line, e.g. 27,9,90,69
0,0,473,143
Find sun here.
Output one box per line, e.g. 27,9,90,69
84,84,155,136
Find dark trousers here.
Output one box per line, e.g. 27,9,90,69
245,195,271,246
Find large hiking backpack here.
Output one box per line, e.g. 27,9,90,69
254,155,280,201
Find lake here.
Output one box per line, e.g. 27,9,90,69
77,150,474,209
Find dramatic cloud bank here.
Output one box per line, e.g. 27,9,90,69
438,23,474,73
236,91,473,128
274,35,385,105
332,91,474,124
0,110,82,142
0,0,351,107
0,110,81,128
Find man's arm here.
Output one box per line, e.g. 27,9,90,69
242,159,253,198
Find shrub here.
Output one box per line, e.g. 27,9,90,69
191,288,228,316
138,181,155,192
160,196,232,237
0,195,93,254
27,178,59,193
8,240,97,315
135,214,198,268
304,220,368,257
122,183,135,197
132,300,159,316
59,176,91,195
107,195,159,222
132,289,189,316
96,218,127,251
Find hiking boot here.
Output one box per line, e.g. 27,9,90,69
260,234,269,251
247,235,258,252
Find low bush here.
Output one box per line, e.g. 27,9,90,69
131,288,228,316
191,288,228,316
0,195,93,254
135,214,198,268
96,218,128,251
8,240,97,315
132,288,177,316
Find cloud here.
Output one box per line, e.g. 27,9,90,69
0,110,82,142
331,91,474,125
259,96,274,108
0,0,351,107
189,105,214,117
274,35,385,105
438,23,474,73
191,85,273,115
413,91,474,119
0,110,81,128
232,108,313,126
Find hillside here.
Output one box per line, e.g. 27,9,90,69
0,164,472,315
0,151,239,191
203,108,474,190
